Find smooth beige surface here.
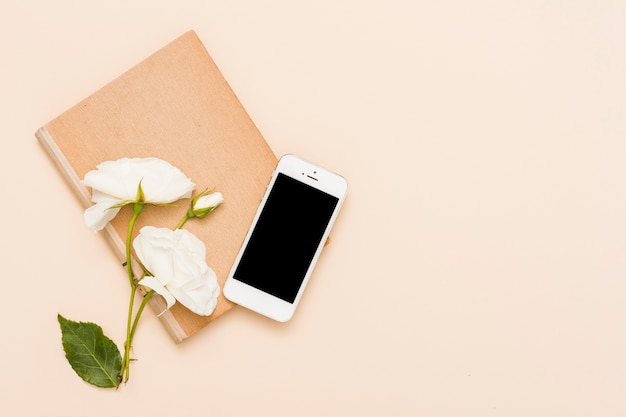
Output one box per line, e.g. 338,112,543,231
2,1,626,416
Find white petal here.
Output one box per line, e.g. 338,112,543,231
131,226,220,317
90,189,119,204
133,158,195,203
82,157,195,205
169,267,220,316
193,192,224,210
133,227,176,285
83,160,137,201
84,201,121,231
139,276,176,310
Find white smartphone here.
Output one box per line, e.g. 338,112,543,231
224,154,348,322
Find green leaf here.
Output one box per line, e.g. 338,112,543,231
135,180,145,202
58,314,122,388
107,200,134,210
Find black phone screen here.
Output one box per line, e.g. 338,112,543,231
232,173,339,303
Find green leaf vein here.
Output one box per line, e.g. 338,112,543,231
58,314,122,388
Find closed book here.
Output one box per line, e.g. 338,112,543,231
36,30,277,342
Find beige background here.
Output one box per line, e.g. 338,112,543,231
2,1,625,415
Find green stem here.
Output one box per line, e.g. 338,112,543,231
175,210,192,229
121,284,137,382
120,202,144,382
129,290,155,345
119,288,155,382
126,203,144,288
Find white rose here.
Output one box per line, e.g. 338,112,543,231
191,191,224,218
133,226,220,316
82,157,195,231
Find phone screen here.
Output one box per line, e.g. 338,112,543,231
232,173,339,303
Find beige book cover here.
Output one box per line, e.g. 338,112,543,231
36,30,277,342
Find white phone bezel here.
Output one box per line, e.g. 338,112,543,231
223,154,347,322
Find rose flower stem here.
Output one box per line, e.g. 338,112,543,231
121,284,137,381
125,203,144,288
175,210,193,229
129,290,155,346
120,202,144,382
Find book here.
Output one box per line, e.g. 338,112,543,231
36,30,278,343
